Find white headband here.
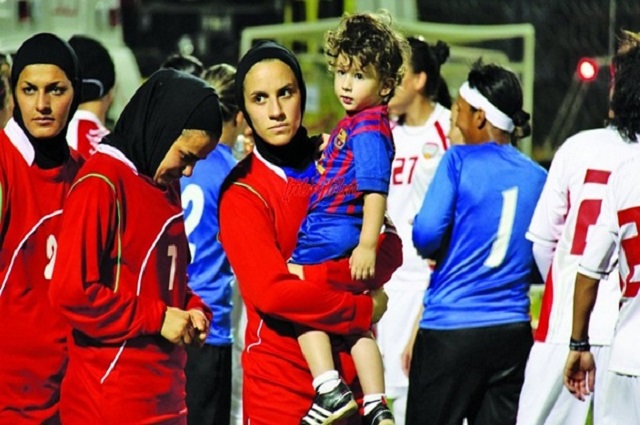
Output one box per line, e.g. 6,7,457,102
459,81,515,133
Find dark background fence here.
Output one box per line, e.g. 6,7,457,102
123,0,640,161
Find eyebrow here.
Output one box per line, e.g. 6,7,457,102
183,151,202,161
20,80,66,88
278,83,295,93
250,82,295,97
46,81,67,89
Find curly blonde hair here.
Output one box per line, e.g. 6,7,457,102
324,10,410,102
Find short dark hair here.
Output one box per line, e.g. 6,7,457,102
407,36,450,101
468,59,531,143
161,54,204,77
609,30,640,142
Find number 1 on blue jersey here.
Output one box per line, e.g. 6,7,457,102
485,187,518,268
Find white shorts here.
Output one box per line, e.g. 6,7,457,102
516,342,610,425
376,285,425,399
597,370,640,424
230,285,246,425
390,391,407,425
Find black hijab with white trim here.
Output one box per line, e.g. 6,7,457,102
101,69,221,178
11,32,82,169
235,41,315,170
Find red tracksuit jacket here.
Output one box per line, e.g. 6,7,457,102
0,120,82,424
219,152,401,424
50,146,211,425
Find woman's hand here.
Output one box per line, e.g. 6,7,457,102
401,341,413,377
370,288,388,324
187,309,210,347
402,307,423,376
287,263,304,279
160,307,193,345
564,350,596,401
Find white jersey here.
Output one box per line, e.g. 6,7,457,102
66,109,109,159
386,102,451,289
527,127,640,345
377,103,450,408
579,153,640,375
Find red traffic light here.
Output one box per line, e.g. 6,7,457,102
577,57,599,82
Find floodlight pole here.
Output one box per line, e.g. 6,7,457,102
609,0,616,57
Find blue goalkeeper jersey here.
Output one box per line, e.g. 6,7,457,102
412,142,546,330
181,144,237,345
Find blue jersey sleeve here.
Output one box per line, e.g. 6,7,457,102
412,149,459,258
351,130,393,194
180,146,237,345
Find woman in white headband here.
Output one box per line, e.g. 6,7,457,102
455,61,531,146
406,59,547,425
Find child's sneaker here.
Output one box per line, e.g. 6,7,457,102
300,380,357,425
363,399,395,425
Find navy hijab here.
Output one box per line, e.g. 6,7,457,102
235,41,316,170
102,69,221,178
11,33,82,168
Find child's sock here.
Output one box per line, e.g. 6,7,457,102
312,370,341,394
363,393,387,415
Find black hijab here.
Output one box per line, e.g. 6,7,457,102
235,41,315,170
102,69,221,178
11,33,82,168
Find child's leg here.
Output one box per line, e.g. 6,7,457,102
291,259,342,393
350,331,394,423
298,328,358,424
298,328,336,379
350,330,385,395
